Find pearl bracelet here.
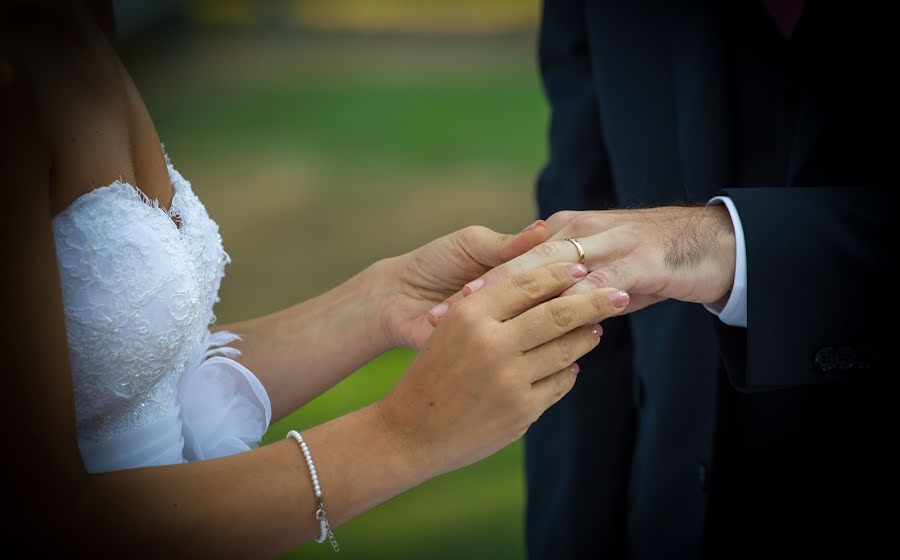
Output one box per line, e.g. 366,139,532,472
287,430,340,552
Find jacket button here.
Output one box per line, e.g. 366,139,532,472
815,346,867,373
836,346,858,370
814,347,839,373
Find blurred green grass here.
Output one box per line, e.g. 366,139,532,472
157,79,546,170
128,27,546,560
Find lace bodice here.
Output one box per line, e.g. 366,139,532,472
52,154,271,472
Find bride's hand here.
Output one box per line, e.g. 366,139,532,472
378,221,548,351
374,263,629,477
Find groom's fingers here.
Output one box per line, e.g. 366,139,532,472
466,229,640,297
428,226,633,327
542,211,578,237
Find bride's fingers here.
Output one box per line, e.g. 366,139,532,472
429,236,590,326
556,268,661,313
461,229,624,301
432,261,586,326
498,220,549,262
426,221,549,327
428,228,630,327
472,262,588,322
463,239,582,297
530,363,580,413
509,287,628,351
456,228,638,311
427,287,474,326
427,302,450,326
519,324,601,383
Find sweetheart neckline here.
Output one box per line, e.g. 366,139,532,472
52,145,184,229
51,173,185,232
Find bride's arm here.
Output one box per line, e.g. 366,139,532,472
4,55,631,557
213,261,397,422
216,227,549,422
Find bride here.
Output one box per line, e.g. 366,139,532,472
1,2,628,556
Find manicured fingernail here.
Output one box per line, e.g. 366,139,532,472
519,220,541,234
463,277,485,295
609,290,630,309
570,363,580,374
566,263,587,278
429,302,449,319
590,323,603,338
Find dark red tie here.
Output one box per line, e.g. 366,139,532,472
760,0,808,38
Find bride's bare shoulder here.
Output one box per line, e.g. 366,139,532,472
2,2,171,217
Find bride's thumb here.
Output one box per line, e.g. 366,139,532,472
496,220,548,264
453,222,547,268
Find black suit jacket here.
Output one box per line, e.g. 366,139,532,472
525,1,897,558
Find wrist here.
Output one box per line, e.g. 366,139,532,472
365,255,407,349
355,257,405,353
369,395,440,483
705,204,737,305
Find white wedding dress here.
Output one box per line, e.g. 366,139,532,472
52,152,272,473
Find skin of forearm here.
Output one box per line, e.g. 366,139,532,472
64,402,430,559
214,258,400,421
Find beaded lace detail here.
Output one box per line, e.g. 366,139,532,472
52,156,237,446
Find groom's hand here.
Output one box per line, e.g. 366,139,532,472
428,206,736,320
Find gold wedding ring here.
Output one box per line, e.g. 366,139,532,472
564,238,586,265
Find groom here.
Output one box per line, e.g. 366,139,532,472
467,0,896,557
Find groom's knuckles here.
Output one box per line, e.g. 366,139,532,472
558,270,611,298
546,211,610,238
544,210,577,235
558,213,595,237
531,240,562,260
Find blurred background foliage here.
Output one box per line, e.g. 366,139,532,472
118,1,547,558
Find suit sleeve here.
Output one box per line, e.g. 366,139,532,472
715,186,897,391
